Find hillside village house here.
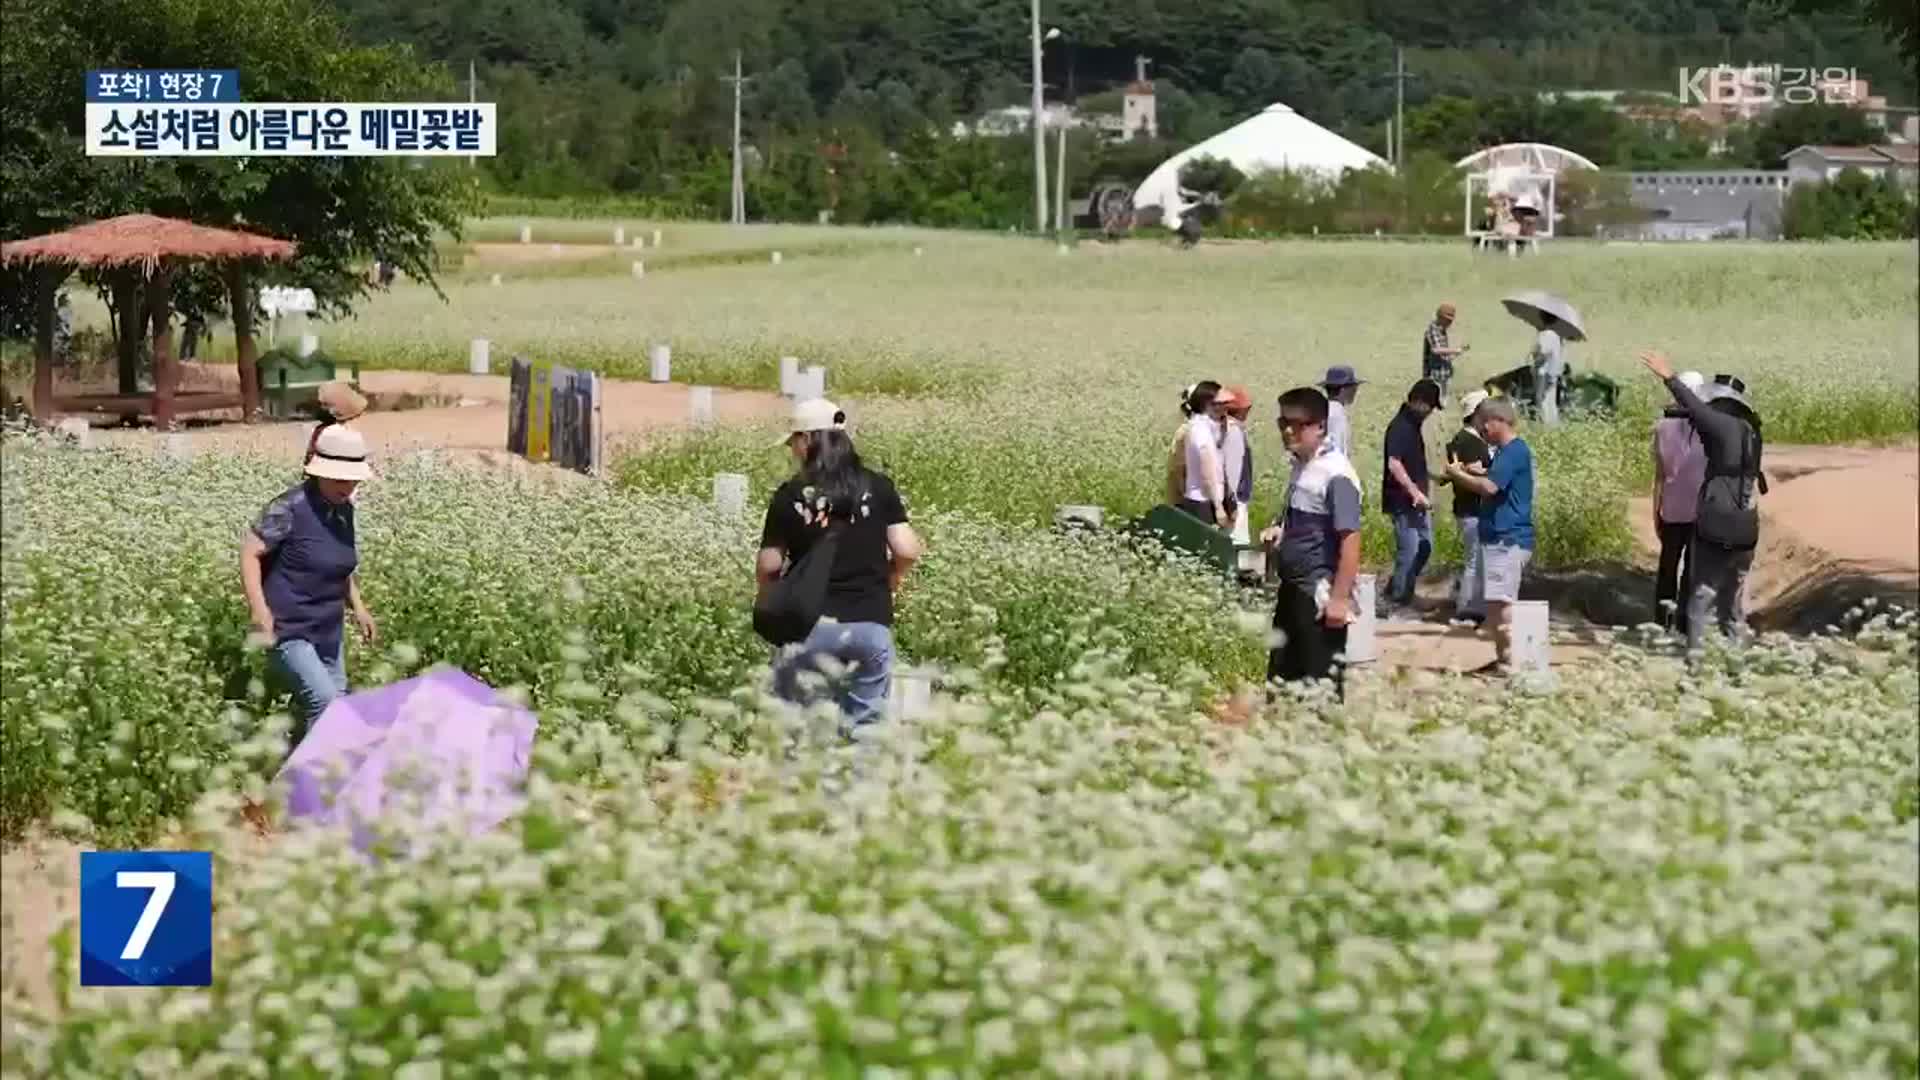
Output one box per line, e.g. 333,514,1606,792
1783,143,1920,188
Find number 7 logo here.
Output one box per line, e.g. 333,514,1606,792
115,870,176,960
80,852,213,986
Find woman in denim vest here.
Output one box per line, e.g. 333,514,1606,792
241,425,378,745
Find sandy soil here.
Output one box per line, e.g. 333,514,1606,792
1626,443,1919,626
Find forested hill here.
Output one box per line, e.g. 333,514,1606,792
329,0,1914,203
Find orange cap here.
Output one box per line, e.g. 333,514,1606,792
1218,384,1252,412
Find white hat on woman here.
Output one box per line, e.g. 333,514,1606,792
305,424,372,482
777,397,846,446
1459,389,1490,419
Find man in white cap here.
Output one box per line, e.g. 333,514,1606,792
1651,369,1708,635
1439,388,1492,626
240,424,377,745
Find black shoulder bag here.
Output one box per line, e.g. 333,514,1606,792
752,480,865,647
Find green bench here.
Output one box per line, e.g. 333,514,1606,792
259,349,361,420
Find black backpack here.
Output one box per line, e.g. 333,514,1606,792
1695,409,1767,550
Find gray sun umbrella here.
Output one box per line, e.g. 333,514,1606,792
1501,291,1587,342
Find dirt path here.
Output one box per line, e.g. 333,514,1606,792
82,369,787,465
1628,443,1918,629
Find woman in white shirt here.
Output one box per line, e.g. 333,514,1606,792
1175,381,1231,528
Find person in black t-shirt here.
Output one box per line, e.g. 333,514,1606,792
756,398,923,734
1381,378,1441,615
1437,390,1492,626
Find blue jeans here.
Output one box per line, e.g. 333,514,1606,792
1453,516,1486,617
269,637,347,744
772,619,894,736
1388,508,1433,605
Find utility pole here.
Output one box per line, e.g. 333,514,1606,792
1393,45,1405,173
1054,123,1067,235
1030,0,1047,233
722,51,751,226
468,59,477,170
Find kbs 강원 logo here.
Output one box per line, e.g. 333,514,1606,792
78,851,213,986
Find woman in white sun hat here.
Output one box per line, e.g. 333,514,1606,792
240,424,378,743
755,397,923,738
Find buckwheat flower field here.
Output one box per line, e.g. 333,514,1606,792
4,231,1917,1073
3,440,1916,1075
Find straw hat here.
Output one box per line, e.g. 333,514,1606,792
1459,389,1490,418
316,381,367,423
305,425,372,482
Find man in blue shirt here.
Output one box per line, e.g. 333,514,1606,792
1445,396,1534,675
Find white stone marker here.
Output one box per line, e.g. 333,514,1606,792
613,225,625,245
163,432,193,461
631,235,644,249
648,343,671,383
651,228,662,247
689,386,715,426
778,356,800,396
1509,601,1551,674
518,223,531,244
469,338,490,375
889,667,933,722
1345,574,1379,664
1054,504,1104,529
1056,243,1070,255
913,246,924,257
770,251,783,265
297,333,319,358
55,417,93,449
490,273,502,287
712,472,748,516
801,365,826,399
631,260,645,279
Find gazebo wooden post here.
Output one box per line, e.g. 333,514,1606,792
111,270,143,395
30,266,70,423
224,262,261,420
147,262,177,430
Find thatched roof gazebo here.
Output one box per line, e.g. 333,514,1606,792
1,214,297,428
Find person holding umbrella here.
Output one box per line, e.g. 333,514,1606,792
1500,291,1586,426
1639,351,1768,653
1318,365,1365,459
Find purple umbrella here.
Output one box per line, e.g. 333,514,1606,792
274,668,537,855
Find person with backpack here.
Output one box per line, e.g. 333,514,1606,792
1640,351,1768,652
755,398,923,736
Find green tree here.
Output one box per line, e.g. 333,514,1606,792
1750,102,1881,167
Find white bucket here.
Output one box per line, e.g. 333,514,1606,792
1510,601,1551,673
770,251,783,265
778,356,800,396
648,343,671,383
489,273,502,287
631,260,645,279
518,224,531,244
613,226,625,245
712,472,748,516
689,386,714,426
1345,574,1378,664
55,417,93,449
468,339,489,375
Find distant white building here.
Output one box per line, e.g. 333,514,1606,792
1783,144,1920,188
951,103,1081,139
1132,102,1386,229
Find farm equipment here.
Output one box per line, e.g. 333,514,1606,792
259,347,361,420
1483,363,1620,420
